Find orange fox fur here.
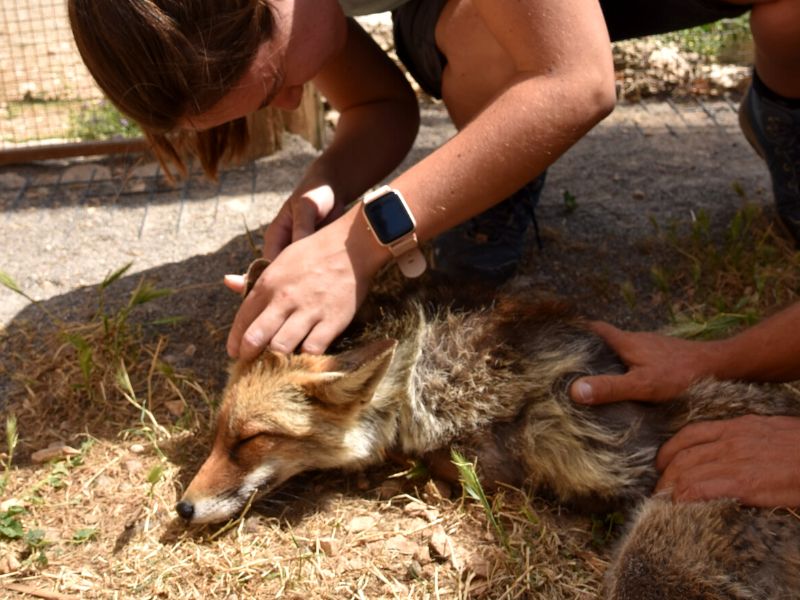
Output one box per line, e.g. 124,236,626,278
178,260,800,598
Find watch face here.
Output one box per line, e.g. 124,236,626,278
364,191,415,244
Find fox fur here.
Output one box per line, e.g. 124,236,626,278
178,260,800,598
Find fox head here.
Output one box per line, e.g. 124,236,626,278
176,338,397,524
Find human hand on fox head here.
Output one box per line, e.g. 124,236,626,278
655,414,800,508
225,204,386,359
569,321,716,405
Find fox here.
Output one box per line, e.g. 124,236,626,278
177,259,800,598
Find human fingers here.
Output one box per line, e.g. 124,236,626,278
586,321,634,353
657,466,742,503
267,310,322,355
234,301,296,361
262,209,294,261
655,420,726,472
655,438,727,491
224,274,246,294
226,285,280,358
291,195,321,243
570,371,657,405
301,318,347,355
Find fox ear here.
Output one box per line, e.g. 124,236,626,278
309,339,398,406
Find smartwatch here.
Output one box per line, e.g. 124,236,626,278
361,185,427,278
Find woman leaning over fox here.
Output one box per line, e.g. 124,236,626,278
67,0,800,510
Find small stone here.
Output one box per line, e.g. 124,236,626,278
183,344,197,357
385,534,420,556
127,179,148,193
130,444,146,454
632,190,646,200
346,515,377,533
413,544,432,565
0,173,26,190
0,553,21,574
61,164,112,184
0,498,23,512
466,552,493,578
318,537,341,556
428,525,463,571
31,442,80,463
164,400,186,417
122,459,143,474
428,526,451,559
403,500,439,523
242,517,262,535
375,478,404,500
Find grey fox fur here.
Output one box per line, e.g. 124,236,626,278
180,259,800,598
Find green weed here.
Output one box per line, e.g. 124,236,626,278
620,279,637,309
655,15,751,61
71,527,98,544
563,190,578,215
650,201,799,339
0,269,60,323
1,415,19,495
0,506,25,540
451,449,511,554
68,100,141,141
590,511,625,548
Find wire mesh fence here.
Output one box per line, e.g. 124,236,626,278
0,0,141,155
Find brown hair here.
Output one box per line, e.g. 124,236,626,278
68,0,275,179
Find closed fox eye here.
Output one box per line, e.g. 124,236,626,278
231,431,287,458
234,433,264,450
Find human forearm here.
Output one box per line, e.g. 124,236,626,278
315,97,419,206
391,71,614,242
311,18,420,207
386,0,614,240
707,302,800,383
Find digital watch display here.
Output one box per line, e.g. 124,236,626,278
361,186,427,278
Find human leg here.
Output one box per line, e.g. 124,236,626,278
737,0,800,245
601,0,800,246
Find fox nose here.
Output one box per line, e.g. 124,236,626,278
175,500,195,521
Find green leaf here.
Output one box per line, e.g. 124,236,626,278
563,190,578,214
129,281,172,307
64,333,94,381
100,262,133,290
450,450,509,551
0,520,24,539
6,414,18,459
147,465,164,485
0,508,26,540
71,527,97,544
24,528,47,548
147,315,187,327
116,363,136,399
0,269,23,294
